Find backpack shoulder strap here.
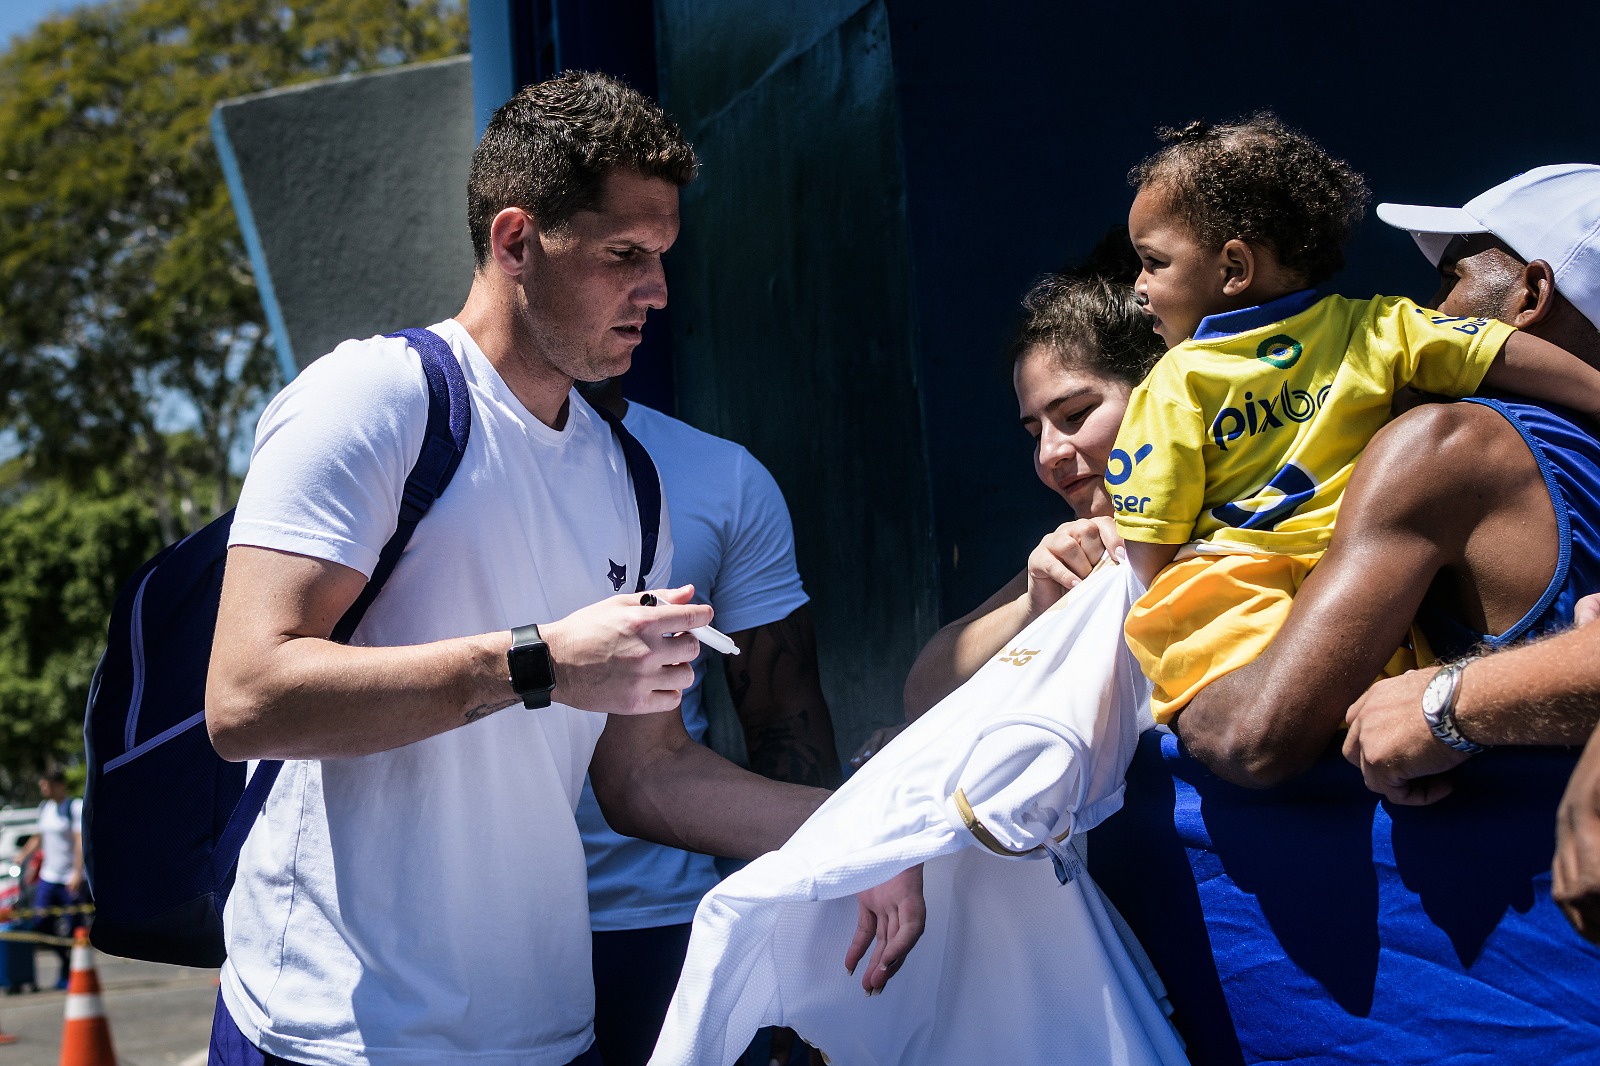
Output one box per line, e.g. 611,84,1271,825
331,328,473,641
212,328,472,880
591,402,661,593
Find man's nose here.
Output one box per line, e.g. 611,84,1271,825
638,258,668,310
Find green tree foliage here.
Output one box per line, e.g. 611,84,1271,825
0,0,469,539
0,473,161,799
0,0,468,794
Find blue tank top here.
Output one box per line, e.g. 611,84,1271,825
1417,397,1600,659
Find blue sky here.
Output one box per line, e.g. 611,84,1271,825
0,0,93,49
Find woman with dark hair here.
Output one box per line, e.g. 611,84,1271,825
901,257,1161,719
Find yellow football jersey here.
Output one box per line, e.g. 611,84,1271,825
1110,292,1513,553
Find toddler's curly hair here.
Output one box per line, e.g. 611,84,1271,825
1129,113,1369,286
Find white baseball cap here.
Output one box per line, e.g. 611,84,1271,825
1376,164,1600,330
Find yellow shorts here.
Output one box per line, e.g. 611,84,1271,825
1125,552,1425,723
1124,552,1319,724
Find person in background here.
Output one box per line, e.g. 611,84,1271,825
12,769,82,991
578,378,839,1066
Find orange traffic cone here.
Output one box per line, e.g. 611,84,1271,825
58,928,115,1065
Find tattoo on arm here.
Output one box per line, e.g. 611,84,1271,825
726,607,842,788
463,703,501,724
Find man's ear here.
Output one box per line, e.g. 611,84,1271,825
1509,259,1557,329
1220,238,1256,297
487,207,538,278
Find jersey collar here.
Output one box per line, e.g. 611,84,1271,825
1193,288,1320,341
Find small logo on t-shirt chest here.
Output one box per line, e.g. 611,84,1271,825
607,559,627,591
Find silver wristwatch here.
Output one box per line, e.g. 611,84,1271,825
1421,657,1485,754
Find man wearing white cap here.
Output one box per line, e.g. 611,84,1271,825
1094,164,1600,1063
1339,164,1600,792
1340,165,1600,944
1170,163,1600,790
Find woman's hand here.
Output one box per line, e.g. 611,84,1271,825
1023,517,1124,616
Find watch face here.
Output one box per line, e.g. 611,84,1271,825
1427,665,1465,723
1422,665,1456,723
509,638,555,694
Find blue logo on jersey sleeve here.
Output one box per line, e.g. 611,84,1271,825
1106,443,1153,486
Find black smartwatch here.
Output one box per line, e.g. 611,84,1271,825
507,624,556,710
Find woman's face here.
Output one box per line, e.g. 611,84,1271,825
1013,344,1132,519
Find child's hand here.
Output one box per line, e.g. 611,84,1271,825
846,864,926,994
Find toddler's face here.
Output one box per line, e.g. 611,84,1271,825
1128,186,1227,348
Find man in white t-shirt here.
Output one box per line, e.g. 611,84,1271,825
12,769,82,990
203,71,922,1066
578,380,840,1066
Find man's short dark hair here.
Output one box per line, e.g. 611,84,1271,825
1129,112,1369,287
467,70,699,266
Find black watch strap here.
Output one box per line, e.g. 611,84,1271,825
507,623,555,710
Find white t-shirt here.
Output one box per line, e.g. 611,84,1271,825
575,402,809,931
652,565,1183,1066
36,797,81,885
219,320,671,1066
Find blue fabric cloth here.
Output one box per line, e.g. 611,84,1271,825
1090,396,1600,1065
1092,734,1600,1066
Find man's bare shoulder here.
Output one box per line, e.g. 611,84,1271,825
1365,400,1539,502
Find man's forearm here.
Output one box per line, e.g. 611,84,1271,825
207,547,709,761
1175,530,1428,787
207,629,516,761
1177,405,1495,787
592,711,827,859
207,546,520,760
1452,628,1600,746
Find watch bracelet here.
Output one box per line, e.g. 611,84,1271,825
1427,656,1485,754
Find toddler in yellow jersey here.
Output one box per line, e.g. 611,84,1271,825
1112,114,1600,723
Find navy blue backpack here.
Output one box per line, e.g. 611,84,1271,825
83,328,660,967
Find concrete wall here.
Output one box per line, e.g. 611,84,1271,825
213,56,475,376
